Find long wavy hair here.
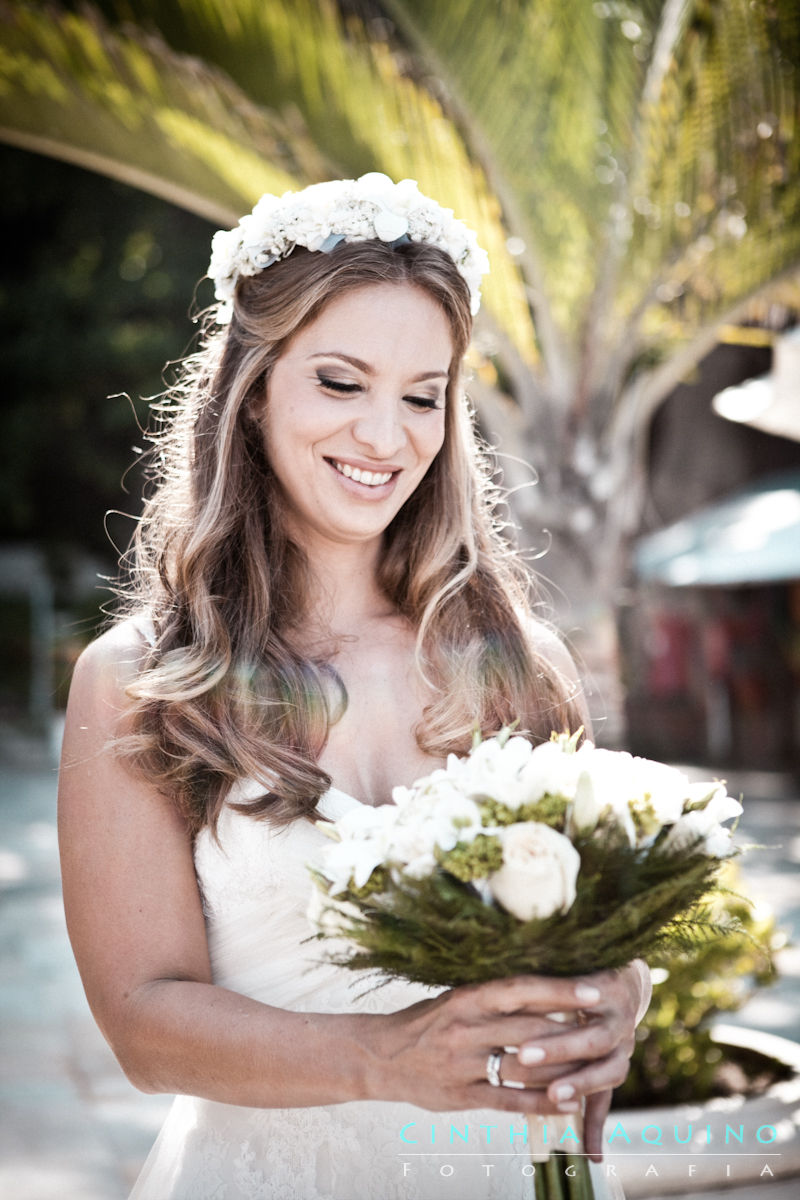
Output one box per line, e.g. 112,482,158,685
116,238,584,832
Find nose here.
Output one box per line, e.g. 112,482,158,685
351,395,408,459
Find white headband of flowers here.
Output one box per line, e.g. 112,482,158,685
207,172,489,323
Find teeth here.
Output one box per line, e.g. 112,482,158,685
333,461,392,487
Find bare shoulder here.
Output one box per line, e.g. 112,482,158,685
524,617,580,684
67,616,151,716
523,616,591,733
72,615,152,685
60,617,157,778
59,618,193,877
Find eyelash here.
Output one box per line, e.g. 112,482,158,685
316,375,441,411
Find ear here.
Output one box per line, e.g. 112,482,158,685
243,373,269,428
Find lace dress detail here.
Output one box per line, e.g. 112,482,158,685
129,783,620,1199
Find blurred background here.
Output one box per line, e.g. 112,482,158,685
1,1,799,1196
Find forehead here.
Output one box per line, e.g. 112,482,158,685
284,282,454,365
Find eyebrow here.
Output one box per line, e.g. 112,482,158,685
309,352,448,383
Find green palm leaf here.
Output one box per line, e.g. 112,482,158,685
0,0,536,356
0,1,312,222
383,0,800,396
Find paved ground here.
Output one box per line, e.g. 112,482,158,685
1,722,798,1199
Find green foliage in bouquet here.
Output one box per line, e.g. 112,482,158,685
614,865,781,1108
311,850,735,988
308,731,747,989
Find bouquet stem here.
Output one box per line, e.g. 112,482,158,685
528,1107,595,1200
532,1151,594,1200
568,1153,594,1200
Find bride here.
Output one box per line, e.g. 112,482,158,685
58,174,650,1199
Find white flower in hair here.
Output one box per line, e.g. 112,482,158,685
208,173,490,322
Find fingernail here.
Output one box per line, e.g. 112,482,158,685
557,1100,580,1113
575,984,600,1004
518,1045,546,1065
554,1084,575,1101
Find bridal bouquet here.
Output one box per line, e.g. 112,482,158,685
308,730,743,1200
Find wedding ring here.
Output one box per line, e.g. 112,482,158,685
486,1048,503,1086
485,1046,526,1089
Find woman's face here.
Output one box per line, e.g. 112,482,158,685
260,282,453,555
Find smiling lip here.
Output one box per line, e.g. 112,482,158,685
327,458,400,488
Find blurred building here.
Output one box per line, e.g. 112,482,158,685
621,329,800,772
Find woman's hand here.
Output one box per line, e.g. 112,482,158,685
367,959,650,1130
532,960,651,1160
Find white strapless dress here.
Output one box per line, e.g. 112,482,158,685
128,782,612,1200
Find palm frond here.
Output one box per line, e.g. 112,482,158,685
0,0,537,357
0,1,317,222
380,0,800,409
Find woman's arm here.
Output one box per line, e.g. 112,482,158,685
59,622,378,1108
59,622,645,1117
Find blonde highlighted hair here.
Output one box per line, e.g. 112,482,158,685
116,239,583,832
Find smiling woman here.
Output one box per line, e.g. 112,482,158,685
57,175,649,1200
260,284,450,553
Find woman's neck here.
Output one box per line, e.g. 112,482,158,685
299,536,396,635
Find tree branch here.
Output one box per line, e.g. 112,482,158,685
0,127,236,226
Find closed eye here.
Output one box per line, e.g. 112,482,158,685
318,374,441,411
317,375,361,394
405,396,442,411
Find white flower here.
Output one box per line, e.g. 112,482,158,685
691,783,742,828
566,746,633,841
208,173,489,321
488,822,580,921
386,788,484,878
385,807,441,878
660,785,742,859
629,758,691,830
316,804,398,893
517,739,582,807
317,782,487,893
447,734,536,808
414,733,583,815
568,747,689,846
373,208,410,241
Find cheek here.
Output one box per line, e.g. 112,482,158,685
262,398,323,460
420,413,446,464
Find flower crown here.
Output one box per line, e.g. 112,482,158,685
208,172,489,323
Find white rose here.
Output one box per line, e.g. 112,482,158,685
488,822,580,921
